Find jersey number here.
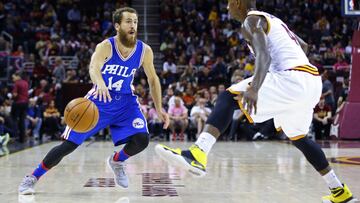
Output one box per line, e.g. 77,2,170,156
281,24,299,46
107,77,124,91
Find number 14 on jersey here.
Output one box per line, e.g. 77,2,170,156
107,77,124,91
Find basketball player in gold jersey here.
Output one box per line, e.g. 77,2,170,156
155,1,356,202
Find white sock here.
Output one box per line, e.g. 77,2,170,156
322,170,343,189
194,132,216,155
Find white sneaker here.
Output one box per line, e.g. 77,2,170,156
19,175,37,195
107,155,128,188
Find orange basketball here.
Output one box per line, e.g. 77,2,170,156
64,97,99,133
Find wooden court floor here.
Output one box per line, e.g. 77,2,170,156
1,141,359,203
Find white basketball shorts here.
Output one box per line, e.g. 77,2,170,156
228,70,322,139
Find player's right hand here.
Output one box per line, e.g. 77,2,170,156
242,86,258,115
93,82,112,103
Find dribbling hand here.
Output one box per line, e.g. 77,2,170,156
93,82,112,103
157,109,170,129
233,86,258,115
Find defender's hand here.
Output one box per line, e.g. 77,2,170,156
242,86,258,115
93,82,112,103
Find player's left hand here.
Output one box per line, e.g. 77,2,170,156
242,86,258,115
157,109,170,129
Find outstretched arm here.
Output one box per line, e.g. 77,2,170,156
142,44,169,129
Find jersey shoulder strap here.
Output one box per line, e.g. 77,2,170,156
247,10,271,34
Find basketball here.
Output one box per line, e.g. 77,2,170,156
64,98,99,133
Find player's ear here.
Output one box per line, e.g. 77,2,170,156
114,23,120,31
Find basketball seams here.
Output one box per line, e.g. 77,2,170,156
72,101,92,131
85,103,97,132
65,100,89,113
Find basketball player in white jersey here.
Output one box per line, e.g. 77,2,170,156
155,1,356,202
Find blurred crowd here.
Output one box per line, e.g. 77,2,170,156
0,0,356,146
154,0,354,141
0,0,131,144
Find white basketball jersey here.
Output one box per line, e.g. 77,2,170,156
247,11,314,72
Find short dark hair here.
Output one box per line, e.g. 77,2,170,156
112,7,138,25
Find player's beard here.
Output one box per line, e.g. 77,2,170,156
118,29,137,48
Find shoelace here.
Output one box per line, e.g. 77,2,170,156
113,163,126,176
22,176,36,187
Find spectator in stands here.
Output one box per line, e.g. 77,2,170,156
52,57,66,83
190,97,211,138
218,84,225,94
197,66,213,87
32,59,50,80
211,56,227,85
314,16,330,35
313,97,332,140
168,97,188,141
210,92,217,106
34,79,49,97
333,56,349,71
67,4,81,23
26,98,42,140
228,32,240,47
323,48,337,65
203,89,213,108
209,86,217,98
167,89,184,108
321,72,336,112
345,40,352,56
11,71,29,143
161,57,177,86
43,100,61,139
333,42,345,59
11,45,24,58
180,65,197,86
244,57,255,78
231,69,243,84
208,6,219,22
63,69,79,83
182,87,196,109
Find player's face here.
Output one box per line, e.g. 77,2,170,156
116,12,138,48
228,0,242,21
